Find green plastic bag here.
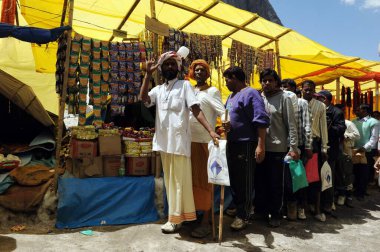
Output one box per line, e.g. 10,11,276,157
289,160,309,193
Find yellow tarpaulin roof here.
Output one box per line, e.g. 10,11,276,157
20,0,379,78
1,0,379,114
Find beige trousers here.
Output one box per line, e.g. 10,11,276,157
160,151,196,224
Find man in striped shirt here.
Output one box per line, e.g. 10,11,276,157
301,80,328,222
282,79,312,220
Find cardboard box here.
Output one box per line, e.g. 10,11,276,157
70,139,97,159
65,158,74,175
98,135,122,156
126,157,151,176
72,157,103,178
103,155,121,177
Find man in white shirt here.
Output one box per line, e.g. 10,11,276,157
335,104,360,206
140,52,219,233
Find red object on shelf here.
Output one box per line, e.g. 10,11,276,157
0,160,20,170
1,0,16,24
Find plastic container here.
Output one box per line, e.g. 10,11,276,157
284,155,292,164
177,46,189,59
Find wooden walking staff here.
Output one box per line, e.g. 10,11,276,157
218,184,225,245
211,183,216,240
218,109,229,244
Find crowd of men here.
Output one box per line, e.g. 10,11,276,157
140,51,380,237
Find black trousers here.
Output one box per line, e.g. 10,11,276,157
226,141,256,220
354,150,376,197
353,163,369,197
335,153,354,195
255,151,286,218
353,151,374,197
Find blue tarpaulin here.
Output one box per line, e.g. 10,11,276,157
0,23,70,44
56,176,159,229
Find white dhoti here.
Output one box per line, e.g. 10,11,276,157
160,151,196,224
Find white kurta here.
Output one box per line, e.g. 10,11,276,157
190,86,225,143
343,119,360,157
147,78,199,157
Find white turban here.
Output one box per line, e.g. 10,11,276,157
157,51,182,71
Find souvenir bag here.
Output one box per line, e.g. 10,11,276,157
207,140,230,186
305,153,319,183
321,161,333,191
289,160,308,193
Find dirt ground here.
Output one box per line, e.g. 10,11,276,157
1,187,380,252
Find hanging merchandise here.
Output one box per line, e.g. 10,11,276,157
368,90,374,112
77,36,91,126
140,29,163,61
228,39,258,83
263,49,275,70
353,81,361,111
101,40,110,107
161,28,189,79
346,86,352,119
55,31,68,96
255,48,265,74
256,48,275,74
91,39,102,127
1,0,16,24
63,32,110,126
109,41,146,117
341,86,346,106
67,32,83,116
188,33,223,70
360,93,364,105
159,28,223,79
346,87,352,107
162,28,189,53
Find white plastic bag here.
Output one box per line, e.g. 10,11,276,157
207,139,230,186
321,161,333,191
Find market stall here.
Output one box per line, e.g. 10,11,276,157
1,0,380,229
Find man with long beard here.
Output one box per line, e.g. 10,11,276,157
139,52,219,233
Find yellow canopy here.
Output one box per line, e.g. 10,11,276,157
1,0,379,113
20,0,379,77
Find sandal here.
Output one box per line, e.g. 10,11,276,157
191,226,211,238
